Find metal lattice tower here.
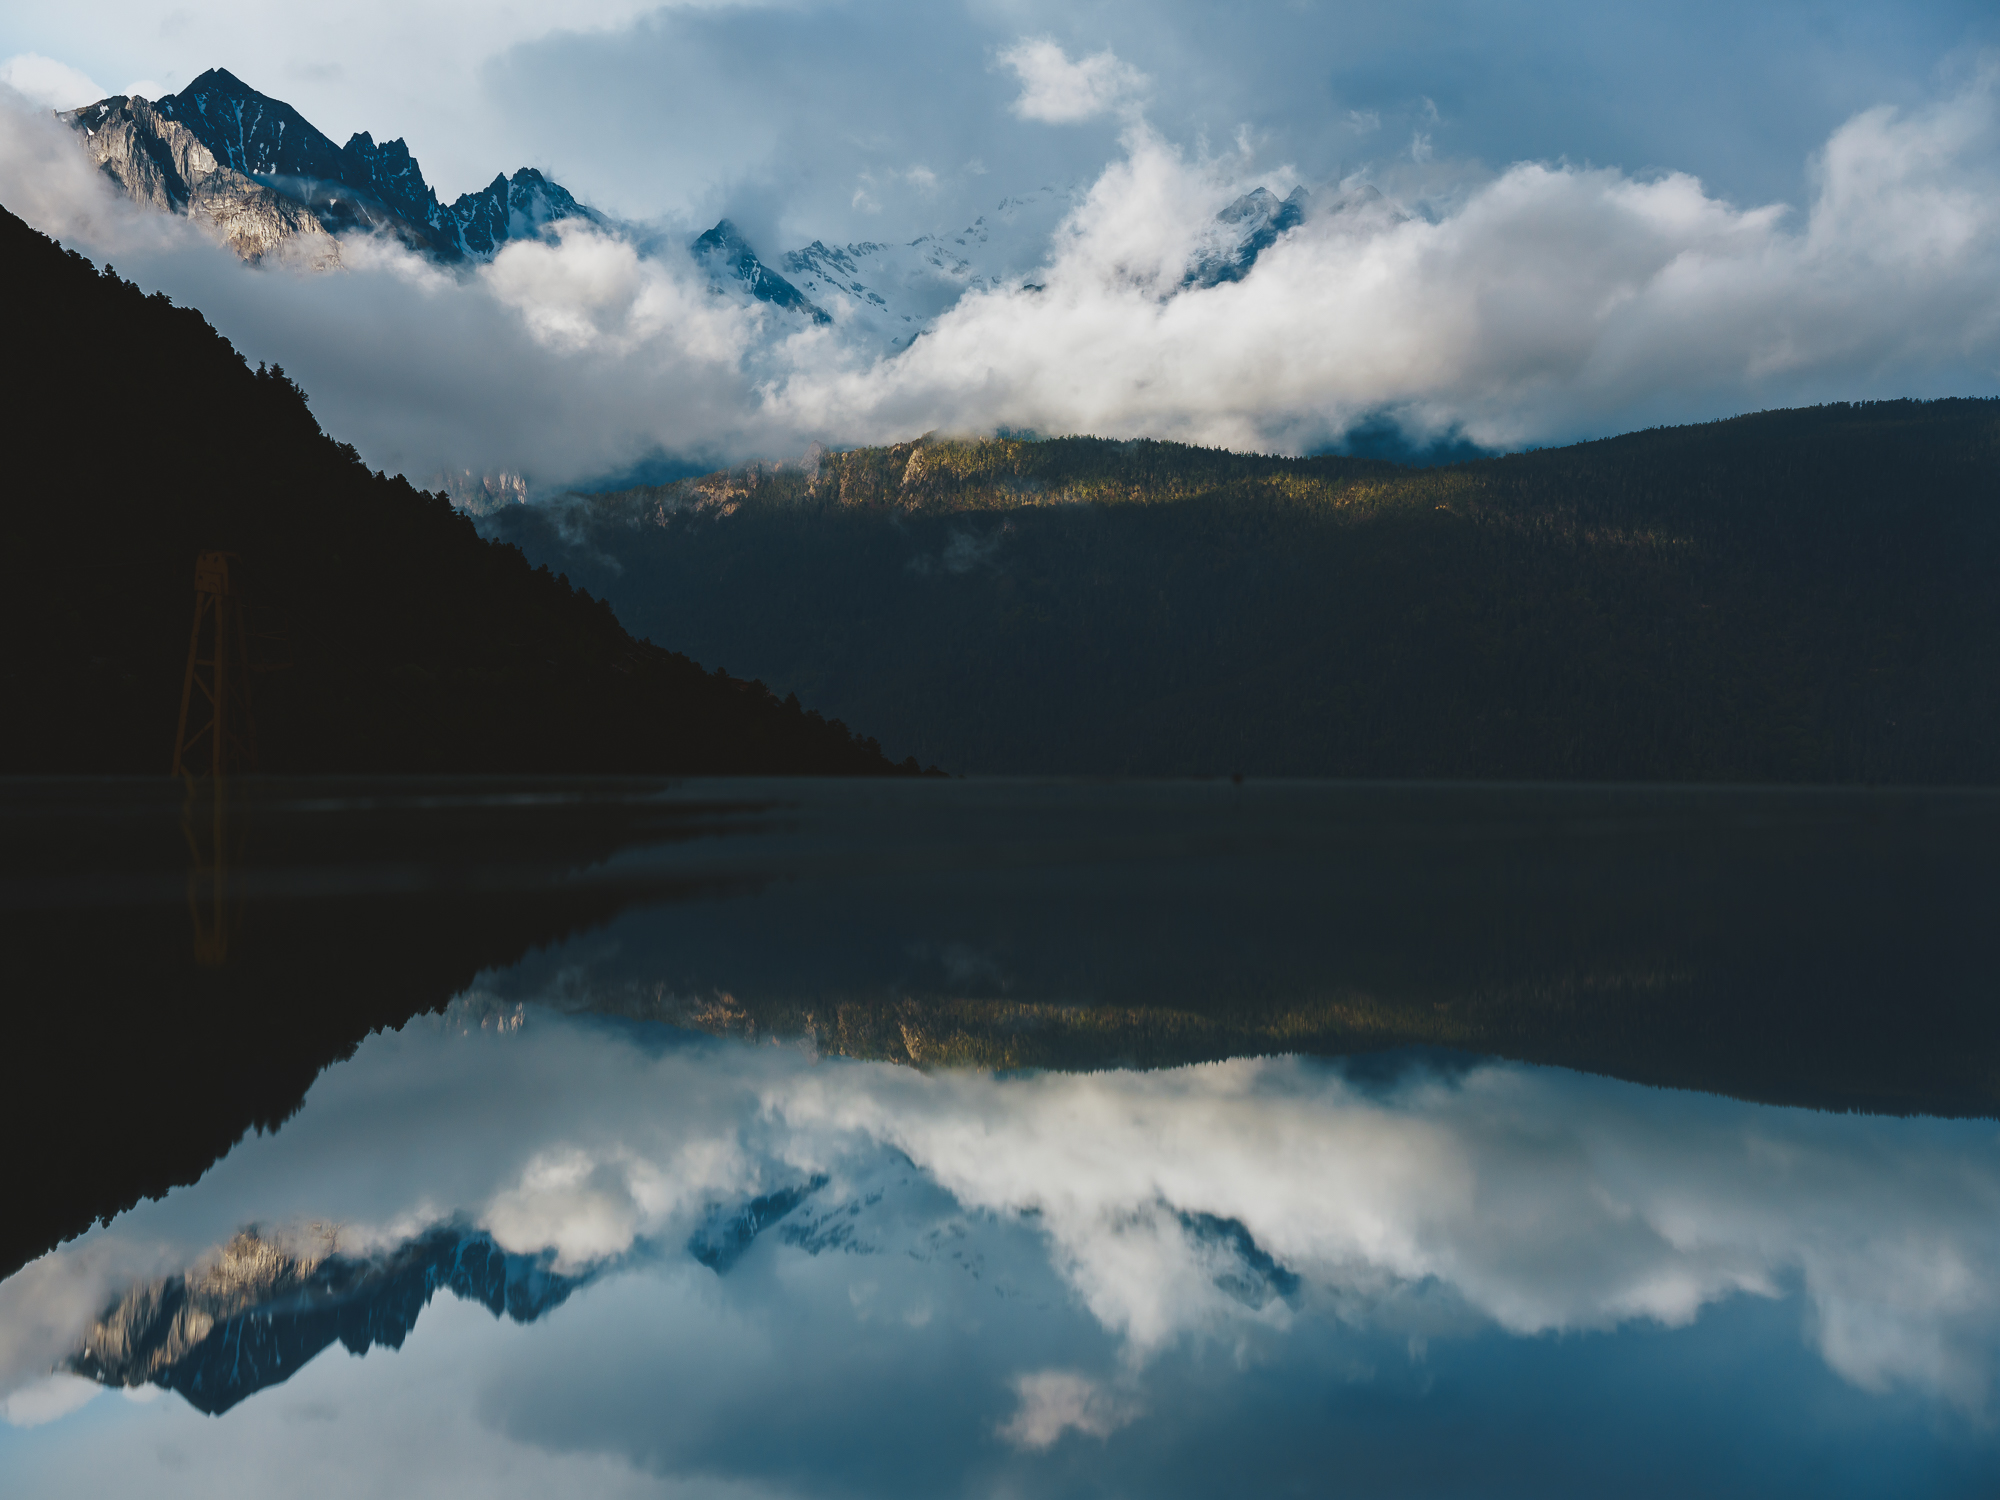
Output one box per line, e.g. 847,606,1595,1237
171,552,259,778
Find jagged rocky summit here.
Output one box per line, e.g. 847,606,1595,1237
62,93,341,268
695,218,832,324
67,1224,588,1415
62,67,595,267
58,68,1322,350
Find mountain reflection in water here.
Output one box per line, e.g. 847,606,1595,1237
4,778,1999,1496
5,1007,2000,1497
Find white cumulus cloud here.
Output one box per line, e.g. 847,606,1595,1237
0,55,108,112
1000,38,1149,125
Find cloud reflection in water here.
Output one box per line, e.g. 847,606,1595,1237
3,1001,1998,1496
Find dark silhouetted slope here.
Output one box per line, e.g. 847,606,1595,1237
0,204,915,775
0,777,782,1278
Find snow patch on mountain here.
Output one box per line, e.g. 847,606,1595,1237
778,183,1083,350
60,67,1358,352
1184,185,1308,288
693,218,830,324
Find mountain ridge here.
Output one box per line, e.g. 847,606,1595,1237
65,67,597,263
485,404,2000,782
57,69,1314,351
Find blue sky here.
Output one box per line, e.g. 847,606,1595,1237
5,1,1994,230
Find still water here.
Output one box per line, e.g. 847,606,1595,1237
3,778,1997,1497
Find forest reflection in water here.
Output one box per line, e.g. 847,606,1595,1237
5,1009,2000,1497
3,777,1998,1496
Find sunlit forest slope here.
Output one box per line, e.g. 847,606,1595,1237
0,206,913,775
495,406,2000,780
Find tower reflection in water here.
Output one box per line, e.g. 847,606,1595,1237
181,775,241,967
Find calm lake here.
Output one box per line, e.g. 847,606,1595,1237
3,777,1998,1497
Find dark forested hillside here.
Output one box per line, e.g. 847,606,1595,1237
0,205,912,775
492,408,2000,780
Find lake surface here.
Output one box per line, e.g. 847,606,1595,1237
3,777,1998,1496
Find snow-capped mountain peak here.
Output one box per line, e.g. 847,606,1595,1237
773,185,1083,351
65,72,1356,362
693,219,831,324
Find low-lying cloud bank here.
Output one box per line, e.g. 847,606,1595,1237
8,1005,2000,1420
5,58,1997,490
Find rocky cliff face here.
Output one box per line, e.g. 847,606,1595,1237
157,68,457,256
63,95,341,269
63,67,595,269
433,467,531,514
68,1224,586,1414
